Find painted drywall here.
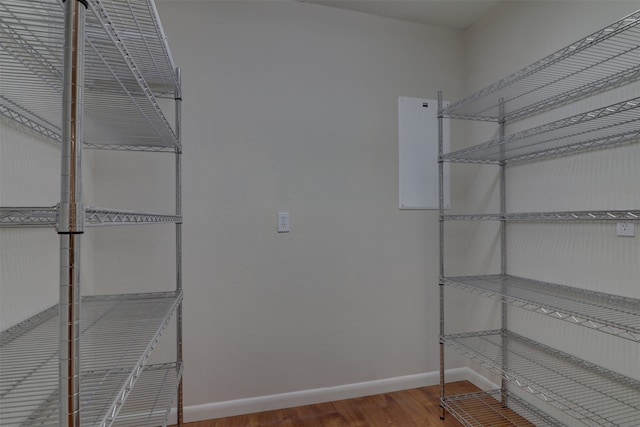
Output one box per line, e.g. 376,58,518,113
89,0,466,415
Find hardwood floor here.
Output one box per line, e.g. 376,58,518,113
179,381,480,426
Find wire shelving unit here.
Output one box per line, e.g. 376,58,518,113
0,206,182,227
443,209,640,222
441,390,563,427
443,11,640,122
444,331,640,426
0,0,179,151
0,0,184,425
0,363,181,427
444,275,640,342
0,293,182,427
442,97,640,163
438,8,640,427
0,207,59,227
110,362,183,427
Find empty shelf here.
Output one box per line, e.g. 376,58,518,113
444,330,640,426
443,275,640,342
442,97,640,163
443,10,640,121
0,291,182,427
442,390,563,427
443,210,640,222
89,0,179,99
0,363,181,427
109,362,182,427
0,206,181,227
0,0,179,151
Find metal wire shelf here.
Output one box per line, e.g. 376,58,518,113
90,0,180,99
110,362,182,427
84,207,182,226
84,143,178,153
0,206,181,227
442,97,640,163
0,292,183,427
444,275,640,342
0,0,180,151
442,390,564,427
443,10,640,121
0,207,58,227
443,210,640,222
444,330,640,426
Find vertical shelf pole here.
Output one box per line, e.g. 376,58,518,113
498,98,508,406
59,0,87,426
437,91,446,420
175,67,184,427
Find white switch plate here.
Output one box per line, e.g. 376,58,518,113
616,222,635,237
277,212,289,233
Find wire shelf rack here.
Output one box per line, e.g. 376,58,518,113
110,362,182,427
444,330,640,426
443,275,640,342
0,207,58,227
442,390,564,427
0,206,181,227
89,0,179,98
442,97,640,163
85,207,182,226
443,10,640,121
0,0,180,151
443,210,640,222
0,292,182,427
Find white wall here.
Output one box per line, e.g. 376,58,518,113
105,0,465,415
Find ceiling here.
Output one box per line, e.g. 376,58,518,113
297,0,501,30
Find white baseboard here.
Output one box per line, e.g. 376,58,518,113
465,369,500,391
184,367,497,422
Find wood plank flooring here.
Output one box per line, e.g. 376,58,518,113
179,381,480,426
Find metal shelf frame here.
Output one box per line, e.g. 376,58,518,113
442,97,640,164
444,330,640,426
111,362,183,427
84,207,182,226
0,362,181,427
0,206,182,227
0,292,182,427
443,10,640,122
0,1,184,426
444,275,640,342
0,0,180,151
438,8,640,426
443,210,640,222
441,390,564,427
0,207,59,227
